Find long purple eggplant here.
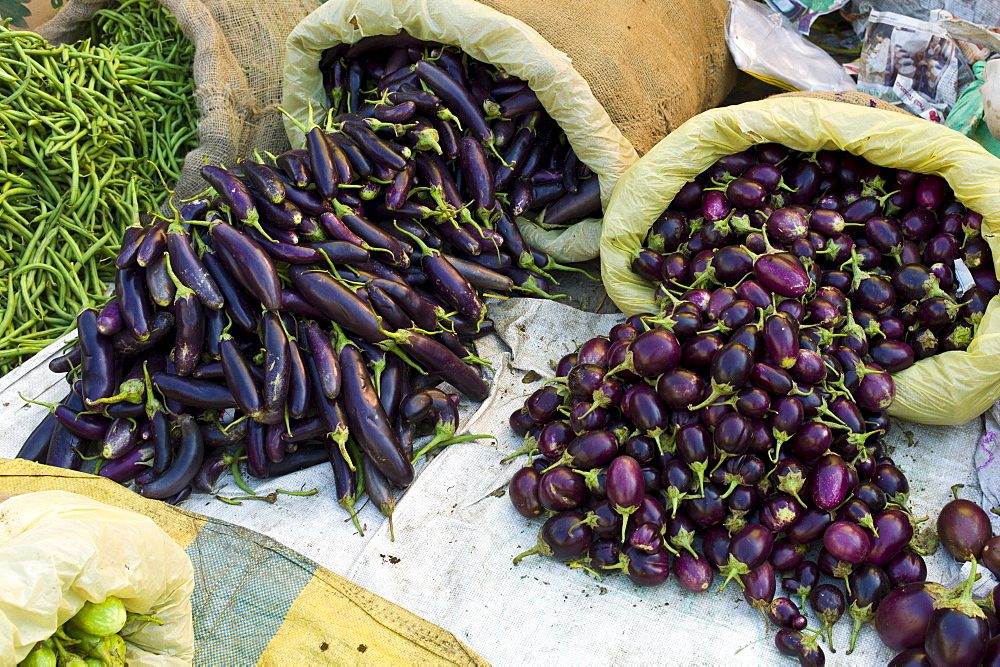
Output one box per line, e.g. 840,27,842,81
290,266,388,344
116,267,154,340
219,333,265,421
335,204,410,268
400,228,486,323
261,311,290,421
209,219,282,311
201,165,258,226
140,414,204,499
166,223,224,310
459,136,496,222
112,310,175,358
382,329,489,402
275,149,312,187
329,132,372,179
304,319,342,399
369,278,440,331
338,119,408,171
338,340,414,487
201,249,258,332
172,289,204,377
78,309,116,405
307,125,339,201
151,373,238,410
414,60,492,144
541,175,601,227
45,422,84,471
240,160,286,204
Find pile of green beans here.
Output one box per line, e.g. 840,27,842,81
0,0,198,375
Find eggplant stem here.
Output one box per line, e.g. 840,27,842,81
18,393,59,412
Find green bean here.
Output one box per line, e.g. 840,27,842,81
0,3,197,374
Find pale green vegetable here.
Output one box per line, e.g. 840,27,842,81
17,642,56,667
67,597,127,637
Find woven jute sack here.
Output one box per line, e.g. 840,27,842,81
600,94,1000,425
474,0,739,156
283,0,736,262
37,0,321,200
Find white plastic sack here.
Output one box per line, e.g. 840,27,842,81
0,298,988,665
0,491,194,665
726,0,857,92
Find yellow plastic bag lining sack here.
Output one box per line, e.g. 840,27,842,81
0,459,486,666
282,0,645,263
600,96,1000,425
0,490,194,666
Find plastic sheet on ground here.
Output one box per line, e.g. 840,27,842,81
0,297,991,664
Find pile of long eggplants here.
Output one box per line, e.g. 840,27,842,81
14,34,608,532
504,143,1000,664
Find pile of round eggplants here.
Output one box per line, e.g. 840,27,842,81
15,34,603,532
505,144,1000,664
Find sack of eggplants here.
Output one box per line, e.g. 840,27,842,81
282,0,734,263
599,96,1000,426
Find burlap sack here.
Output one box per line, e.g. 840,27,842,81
37,0,321,200
474,0,738,156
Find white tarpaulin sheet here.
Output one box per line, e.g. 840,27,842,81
0,297,991,665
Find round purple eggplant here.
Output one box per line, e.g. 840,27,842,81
771,539,808,573
513,510,592,564
924,563,989,666
606,455,645,540
538,465,588,511
577,337,611,368
509,466,544,518
627,328,681,378
718,523,773,591
888,648,932,667
937,487,992,562
885,549,927,587
869,339,915,373
790,422,832,462
526,385,566,424
673,551,714,593
846,562,892,653
867,509,915,566
742,560,776,615
874,581,947,651
782,559,820,612
810,453,852,510
567,363,605,401
682,482,726,530
624,545,671,587
759,494,801,534
810,583,846,652
754,252,810,298
981,536,1000,580
872,463,910,506
587,539,622,573
628,521,664,554
768,597,808,631
714,412,751,456
823,521,871,565
682,333,725,367
774,629,825,666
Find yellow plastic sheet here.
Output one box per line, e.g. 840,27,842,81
600,96,1000,425
0,459,486,666
281,0,639,262
0,490,195,666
